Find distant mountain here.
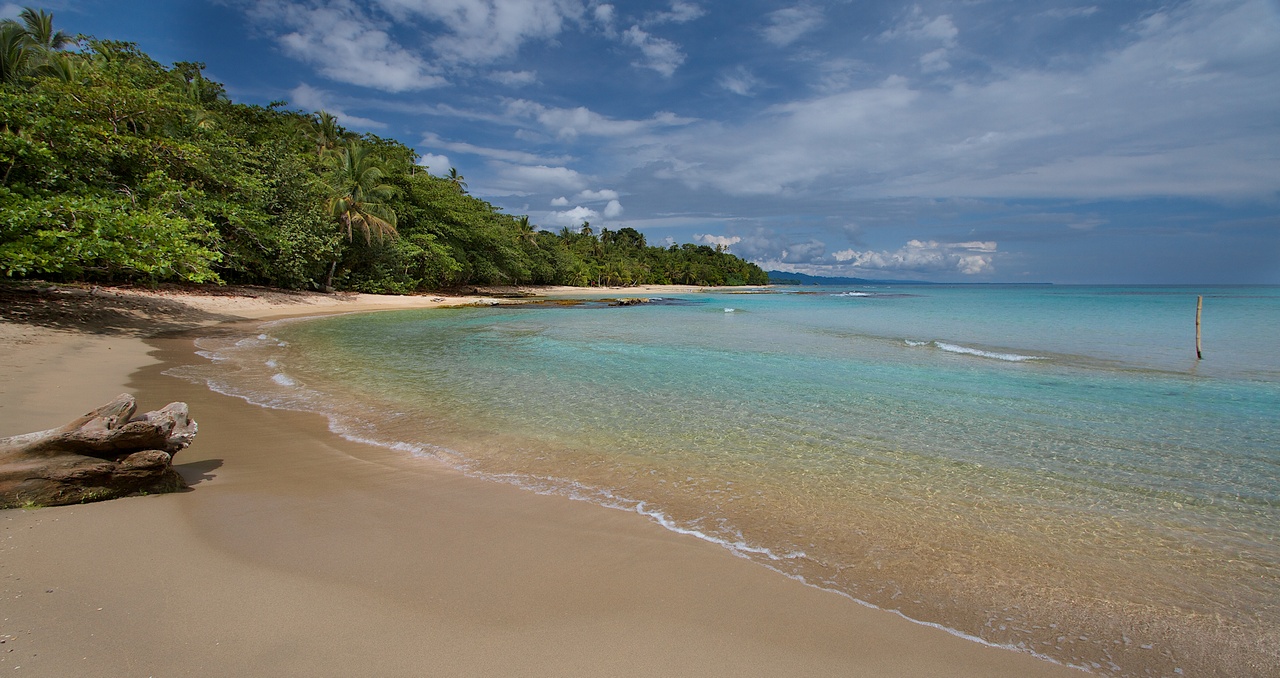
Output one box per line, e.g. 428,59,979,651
766,271,935,286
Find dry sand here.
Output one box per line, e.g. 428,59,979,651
0,284,1083,677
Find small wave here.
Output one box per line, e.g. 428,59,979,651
271,373,297,386
904,339,1044,362
724,308,736,313
833,291,871,297
934,342,1044,362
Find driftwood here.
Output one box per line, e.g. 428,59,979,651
0,394,197,508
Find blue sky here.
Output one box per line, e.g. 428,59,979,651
10,0,1280,283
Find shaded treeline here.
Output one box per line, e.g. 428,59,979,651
0,9,768,291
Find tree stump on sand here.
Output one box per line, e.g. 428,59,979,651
0,394,197,508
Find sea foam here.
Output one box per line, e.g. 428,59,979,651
905,339,1043,362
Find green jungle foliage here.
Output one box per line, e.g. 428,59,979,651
0,9,768,291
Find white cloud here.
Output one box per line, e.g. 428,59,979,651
919,48,950,73
622,25,685,76
492,163,588,194
550,196,570,206
288,83,387,129
593,3,614,25
577,189,619,201
417,153,452,171
376,0,586,65
545,205,599,227
694,234,742,248
419,132,572,165
647,1,704,25
603,199,624,218
251,0,446,92
832,240,997,275
719,66,762,96
780,240,827,263
504,99,695,138
881,9,958,46
1044,6,1100,20
645,0,1280,201
762,4,824,47
1,4,20,20
489,70,538,86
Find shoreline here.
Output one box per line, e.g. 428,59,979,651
1,285,1082,676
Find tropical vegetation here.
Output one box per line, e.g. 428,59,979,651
0,8,768,291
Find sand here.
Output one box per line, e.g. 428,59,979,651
0,284,1083,677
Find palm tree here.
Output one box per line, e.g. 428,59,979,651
309,110,344,158
0,22,32,85
321,139,398,289
325,139,398,243
515,215,537,244
0,7,71,84
446,167,467,192
17,8,71,51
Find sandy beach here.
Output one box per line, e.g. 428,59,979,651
0,284,1083,677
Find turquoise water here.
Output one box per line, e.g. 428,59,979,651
177,286,1280,677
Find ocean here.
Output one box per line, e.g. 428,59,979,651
172,285,1280,677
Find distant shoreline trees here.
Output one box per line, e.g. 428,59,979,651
0,8,768,291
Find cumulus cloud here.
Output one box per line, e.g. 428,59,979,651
762,4,824,47
545,205,599,227
288,83,387,129
622,25,685,76
491,163,588,194
577,188,619,201
832,240,997,275
780,239,827,263
250,0,445,92
694,234,742,248
543,200,620,225
417,153,452,171
593,3,614,25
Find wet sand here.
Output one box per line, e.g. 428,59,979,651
0,285,1083,676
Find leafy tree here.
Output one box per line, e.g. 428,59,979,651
0,8,769,291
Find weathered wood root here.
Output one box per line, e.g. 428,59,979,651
0,394,197,508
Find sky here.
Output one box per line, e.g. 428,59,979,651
8,0,1280,283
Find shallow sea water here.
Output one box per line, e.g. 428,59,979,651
172,285,1280,677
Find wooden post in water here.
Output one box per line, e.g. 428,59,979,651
1195,295,1203,360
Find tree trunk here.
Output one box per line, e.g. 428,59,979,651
324,260,337,292
0,394,197,508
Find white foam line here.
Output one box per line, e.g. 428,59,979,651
903,339,1045,362
934,341,1044,362
173,324,1087,676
